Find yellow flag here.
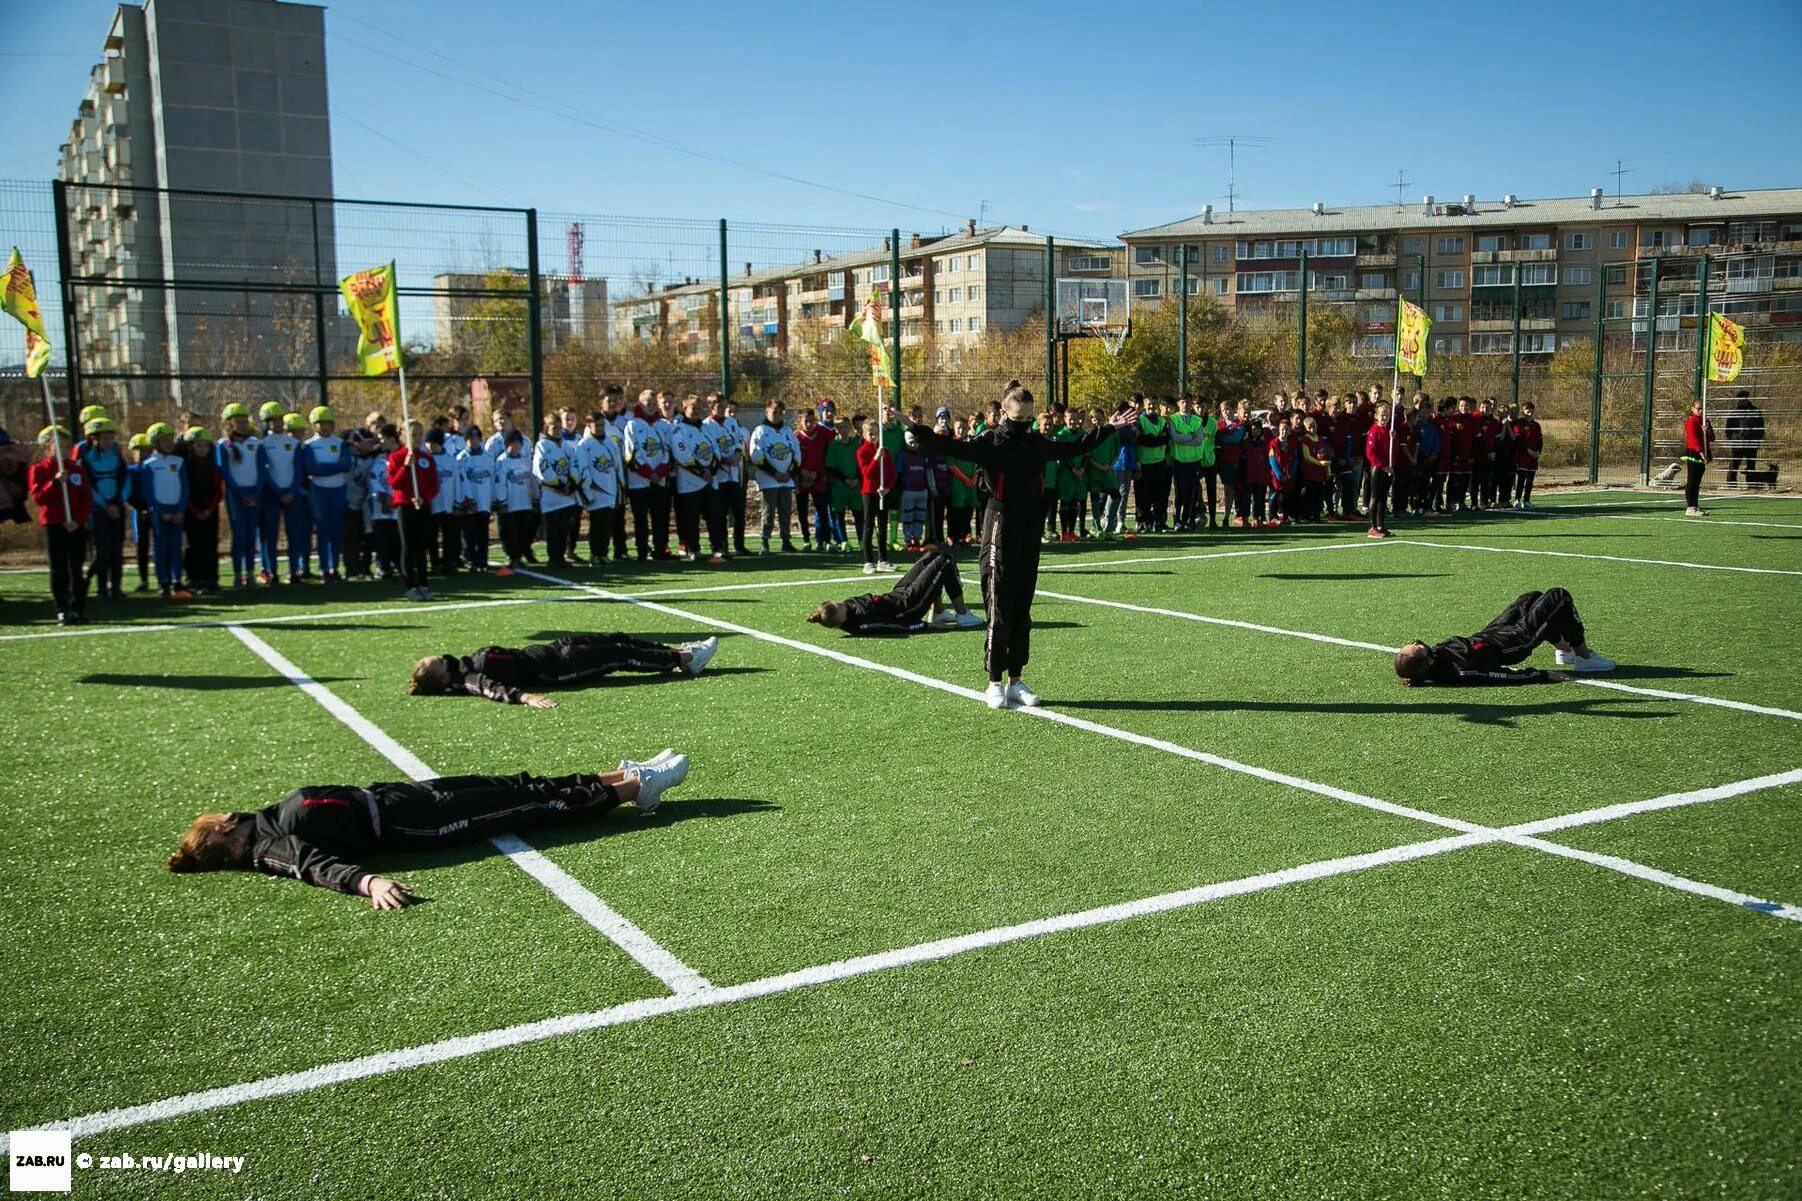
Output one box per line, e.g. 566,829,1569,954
339,261,402,377
848,290,895,387
1395,297,1431,377
1706,311,1744,383
2,248,53,379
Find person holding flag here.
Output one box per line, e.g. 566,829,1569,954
340,260,430,563
3,249,78,570
1690,312,1745,514
28,425,93,624
848,291,896,554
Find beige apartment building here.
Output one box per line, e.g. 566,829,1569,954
612,222,1119,365
1121,188,1802,361
431,269,608,353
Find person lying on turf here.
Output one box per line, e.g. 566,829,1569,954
407,632,719,707
165,754,689,908
807,543,984,634
1394,587,1615,686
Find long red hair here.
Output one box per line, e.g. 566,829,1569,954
166,813,245,873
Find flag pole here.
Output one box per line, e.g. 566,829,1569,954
40,370,73,519
390,260,421,506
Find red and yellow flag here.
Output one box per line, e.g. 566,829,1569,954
1395,297,1431,378
339,261,402,376
2,248,53,378
1705,311,1744,383
848,289,895,387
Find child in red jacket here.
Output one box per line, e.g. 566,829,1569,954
1266,419,1297,526
1241,416,1272,526
1363,403,1397,538
1512,402,1543,508
29,425,94,625
1298,415,1331,522
387,422,441,601
854,417,895,573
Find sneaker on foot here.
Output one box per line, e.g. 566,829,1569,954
1567,651,1616,673
862,562,878,575
984,681,1009,710
1006,680,1042,708
632,752,690,813
954,611,985,629
682,635,719,675
876,560,893,572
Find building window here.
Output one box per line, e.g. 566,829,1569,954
1067,255,1111,272
941,257,959,274
1472,264,1511,287
1353,334,1396,358
967,315,982,331
1359,272,1387,289
1519,332,1556,354
967,254,980,270
1403,237,1423,255
1476,235,1507,253
1564,232,1594,251
1211,244,1228,263
933,290,943,304
1562,301,1591,320
1135,245,1163,265
1520,263,1556,285
1431,303,1463,322
1235,271,1300,293
933,320,944,334
1210,277,1228,294
1518,233,1552,251
1471,333,1512,355
966,284,981,301
1182,277,1201,295
1688,226,1725,246
1314,237,1356,257
1641,228,1677,248
1434,269,1466,289
1403,271,1421,291
1318,273,1349,290
1431,336,1463,356
1435,235,1466,255
1606,300,1626,319
1133,278,1161,298
1608,230,1629,249
1605,264,1627,285
948,287,961,303
871,265,889,283
948,318,962,333
1563,266,1593,286
1180,243,1201,263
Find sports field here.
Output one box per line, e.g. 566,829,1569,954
3,489,1799,1199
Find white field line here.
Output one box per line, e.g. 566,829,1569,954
1032,586,1802,724
225,625,709,996
20,761,1799,1146
1037,537,1395,573
520,567,1799,923
1601,514,1802,531
1391,537,1802,577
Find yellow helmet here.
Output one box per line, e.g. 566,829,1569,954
309,405,335,425
37,425,71,445
128,433,152,451
145,421,175,443
185,426,214,444
257,402,285,422
283,412,307,432
221,403,250,420
84,417,118,436
78,404,109,424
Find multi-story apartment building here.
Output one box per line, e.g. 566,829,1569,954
1121,188,1802,361
431,270,609,354
58,0,335,405
612,223,1121,365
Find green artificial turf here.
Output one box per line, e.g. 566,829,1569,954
1,488,1797,1198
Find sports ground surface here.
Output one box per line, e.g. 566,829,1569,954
2,488,1798,1199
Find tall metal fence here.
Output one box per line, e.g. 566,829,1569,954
2,178,1794,490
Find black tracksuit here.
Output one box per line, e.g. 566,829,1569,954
430,633,685,703
235,772,621,896
908,420,1114,680
836,548,966,634
1420,589,1585,686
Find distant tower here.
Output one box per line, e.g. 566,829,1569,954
566,220,585,346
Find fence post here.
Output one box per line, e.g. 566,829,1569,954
51,179,80,417
1509,269,1522,409
718,219,731,401
1639,256,1661,484
310,198,329,412
891,229,902,413
1296,247,1308,388
1589,268,1605,483
1044,235,1055,406
1415,253,1425,310
1177,244,1189,395
525,207,544,434
1691,251,1709,405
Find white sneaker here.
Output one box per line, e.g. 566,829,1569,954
954,611,985,629
876,560,893,572
631,752,690,812
404,586,424,601
682,635,719,675
929,610,957,628
1006,680,1042,708
1566,651,1616,673
984,681,1009,710
862,562,877,576
617,747,677,776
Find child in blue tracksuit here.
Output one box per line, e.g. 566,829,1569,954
215,404,264,588
302,406,351,581
257,408,309,582
124,432,155,592
139,422,190,597
896,445,931,549
77,417,129,600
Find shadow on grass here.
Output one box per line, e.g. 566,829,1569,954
1258,572,1452,581
81,671,360,690
1597,664,1733,682
1055,694,1675,728
251,622,427,632
1045,568,1176,576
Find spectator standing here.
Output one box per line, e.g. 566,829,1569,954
1722,390,1764,487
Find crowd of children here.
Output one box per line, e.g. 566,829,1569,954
7,380,1547,625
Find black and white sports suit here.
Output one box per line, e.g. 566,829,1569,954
835,547,966,634
428,633,685,702
1418,588,1586,685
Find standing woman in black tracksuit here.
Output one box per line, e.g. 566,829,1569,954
906,383,1135,710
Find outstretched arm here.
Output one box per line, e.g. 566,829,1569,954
1449,667,1568,686
907,424,999,467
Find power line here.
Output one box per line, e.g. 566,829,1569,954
327,18,969,223
330,108,516,205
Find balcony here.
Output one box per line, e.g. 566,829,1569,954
1725,276,1773,295
1355,252,1396,268
1354,286,1396,301
1773,275,1802,290
1497,248,1557,263
797,287,830,304
102,57,126,95
1469,318,1513,332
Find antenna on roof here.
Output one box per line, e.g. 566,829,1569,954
1611,159,1632,206
1392,169,1412,208
978,199,990,227
1192,134,1274,214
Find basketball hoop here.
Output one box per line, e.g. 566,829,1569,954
1096,323,1129,357
1055,277,1131,356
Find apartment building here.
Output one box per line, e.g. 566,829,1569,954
612,223,1120,365
1121,188,1802,360
431,270,609,353
58,0,335,404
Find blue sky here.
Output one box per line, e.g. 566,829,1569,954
5,0,1802,239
